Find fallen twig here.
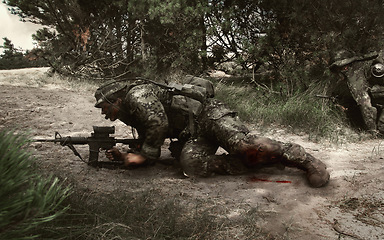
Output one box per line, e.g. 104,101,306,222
332,219,364,240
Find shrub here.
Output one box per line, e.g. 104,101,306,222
0,130,71,240
213,79,348,142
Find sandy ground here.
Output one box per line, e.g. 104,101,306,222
1,68,384,239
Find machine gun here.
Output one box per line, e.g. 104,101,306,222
34,126,142,167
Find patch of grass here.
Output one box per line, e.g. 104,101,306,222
0,130,71,240
213,79,353,143
33,187,271,240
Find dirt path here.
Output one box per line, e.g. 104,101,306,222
1,68,384,239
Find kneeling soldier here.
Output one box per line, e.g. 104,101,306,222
94,76,330,187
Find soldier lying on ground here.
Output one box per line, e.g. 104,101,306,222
94,76,330,188
330,50,384,134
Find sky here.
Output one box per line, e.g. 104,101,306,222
0,2,42,51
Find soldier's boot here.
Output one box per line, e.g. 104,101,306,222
281,143,330,188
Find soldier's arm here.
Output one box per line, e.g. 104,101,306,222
125,85,169,162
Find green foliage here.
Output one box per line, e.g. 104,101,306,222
3,0,208,78
255,0,384,71
0,38,46,70
205,0,384,96
213,79,348,141
0,130,71,239
3,0,383,134
36,187,266,240
4,0,384,81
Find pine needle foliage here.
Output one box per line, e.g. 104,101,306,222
0,130,71,240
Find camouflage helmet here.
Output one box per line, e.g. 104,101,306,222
94,80,127,107
371,63,384,78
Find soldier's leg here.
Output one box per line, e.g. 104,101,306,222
179,138,248,177
280,142,330,187
199,99,329,187
201,116,329,187
235,135,330,188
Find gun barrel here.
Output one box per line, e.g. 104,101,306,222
115,138,142,144
34,137,141,146
34,136,89,145
34,139,56,142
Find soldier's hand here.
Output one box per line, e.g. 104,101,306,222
124,153,146,166
106,147,125,161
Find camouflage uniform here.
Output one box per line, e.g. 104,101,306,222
95,76,330,187
330,50,384,133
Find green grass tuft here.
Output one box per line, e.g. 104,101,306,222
213,79,351,143
33,187,269,240
0,130,71,240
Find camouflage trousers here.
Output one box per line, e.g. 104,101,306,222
178,99,316,178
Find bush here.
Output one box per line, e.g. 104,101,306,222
40,187,268,240
213,79,348,142
0,130,71,240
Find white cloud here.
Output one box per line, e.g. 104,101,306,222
0,3,42,51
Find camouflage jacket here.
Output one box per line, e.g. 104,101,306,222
117,78,238,161
118,78,215,161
